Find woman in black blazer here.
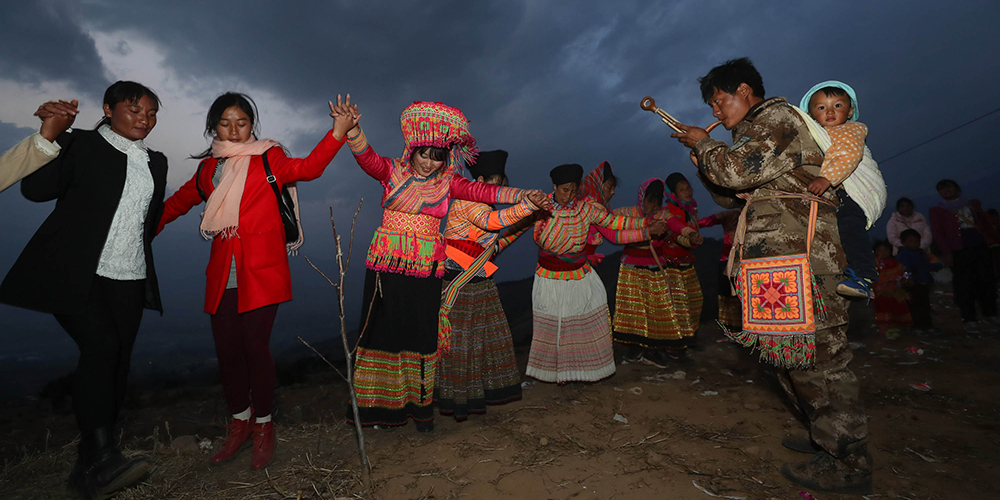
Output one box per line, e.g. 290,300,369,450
0,81,167,499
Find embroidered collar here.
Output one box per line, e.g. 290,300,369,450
98,124,148,154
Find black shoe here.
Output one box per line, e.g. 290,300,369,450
70,427,150,500
780,447,873,495
640,349,672,369
781,434,822,454
620,344,643,364
414,419,434,433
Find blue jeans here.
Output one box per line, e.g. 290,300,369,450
836,189,877,282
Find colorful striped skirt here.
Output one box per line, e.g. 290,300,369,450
349,269,442,427
527,271,615,383
612,263,702,349
434,274,522,420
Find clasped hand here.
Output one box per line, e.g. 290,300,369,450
328,94,361,141
647,219,668,237
34,99,79,142
524,190,553,211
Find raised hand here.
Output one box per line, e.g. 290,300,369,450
328,94,361,140
36,99,79,142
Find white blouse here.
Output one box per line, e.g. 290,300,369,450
95,125,155,281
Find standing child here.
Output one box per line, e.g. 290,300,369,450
798,81,887,299
871,240,911,339
895,229,943,334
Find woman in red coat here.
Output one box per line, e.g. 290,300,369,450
158,93,357,469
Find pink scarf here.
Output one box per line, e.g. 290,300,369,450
200,137,282,240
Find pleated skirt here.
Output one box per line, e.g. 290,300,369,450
435,276,522,420
527,271,615,383
612,263,702,349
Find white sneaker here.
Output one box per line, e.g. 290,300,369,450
963,321,981,334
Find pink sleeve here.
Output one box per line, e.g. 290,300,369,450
698,213,719,228
886,215,903,251
352,146,393,183
592,224,620,243
450,174,524,204
666,216,689,235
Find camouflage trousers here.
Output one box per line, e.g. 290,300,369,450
778,275,868,458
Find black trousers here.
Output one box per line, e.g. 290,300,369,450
55,276,145,433
952,243,998,322
903,283,932,328
836,189,877,282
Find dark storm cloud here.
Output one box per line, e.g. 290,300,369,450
0,0,110,100
3,0,1000,342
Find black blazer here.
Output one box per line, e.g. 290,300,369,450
0,129,167,315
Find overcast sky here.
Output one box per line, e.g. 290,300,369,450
1,0,998,359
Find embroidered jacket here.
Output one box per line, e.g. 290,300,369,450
600,206,672,267
533,197,648,280
349,128,523,278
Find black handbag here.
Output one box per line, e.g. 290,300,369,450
194,151,300,244
260,151,300,244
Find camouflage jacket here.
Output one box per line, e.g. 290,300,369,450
693,97,847,277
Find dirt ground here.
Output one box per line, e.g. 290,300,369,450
1,286,999,500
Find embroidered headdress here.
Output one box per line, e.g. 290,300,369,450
664,172,697,222
399,101,478,174
579,161,614,206
637,178,665,208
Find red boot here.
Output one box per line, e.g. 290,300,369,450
211,416,254,463
251,421,275,470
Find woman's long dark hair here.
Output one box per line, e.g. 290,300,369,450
192,92,260,159
95,81,161,129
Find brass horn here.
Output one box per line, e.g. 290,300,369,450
640,96,722,134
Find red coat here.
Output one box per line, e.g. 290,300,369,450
158,131,345,314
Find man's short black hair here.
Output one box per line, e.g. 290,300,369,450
699,57,765,104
